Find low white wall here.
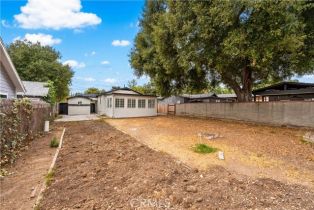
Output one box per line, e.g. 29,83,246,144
176,101,314,127
68,106,90,115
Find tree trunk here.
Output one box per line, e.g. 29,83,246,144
235,66,253,102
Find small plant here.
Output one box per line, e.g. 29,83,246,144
50,137,59,148
193,144,218,154
45,170,55,186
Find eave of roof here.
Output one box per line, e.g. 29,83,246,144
253,82,314,94
0,38,25,92
253,88,314,96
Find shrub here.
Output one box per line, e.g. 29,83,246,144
50,137,59,148
193,144,218,154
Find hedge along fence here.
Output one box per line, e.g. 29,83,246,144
0,99,52,166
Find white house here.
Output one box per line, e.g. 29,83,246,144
97,88,157,118
0,38,25,98
67,96,94,115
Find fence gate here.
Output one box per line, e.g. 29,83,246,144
167,104,176,115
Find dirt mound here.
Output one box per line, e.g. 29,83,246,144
40,121,314,209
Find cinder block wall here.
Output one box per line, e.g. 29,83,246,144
176,102,314,127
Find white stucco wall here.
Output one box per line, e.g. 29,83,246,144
0,63,16,98
97,95,114,117
97,94,157,118
68,97,91,115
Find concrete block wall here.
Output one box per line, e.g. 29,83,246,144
176,102,314,127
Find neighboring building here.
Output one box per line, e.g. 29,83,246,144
97,87,157,118
17,81,49,101
67,96,94,115
217,94,237,102
0,38,25,98
158,95,189,104
160,93,220,104
252,82,314,102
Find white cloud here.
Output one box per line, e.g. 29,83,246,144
83,77,95,82
112,40,130,47
101,60,110,65
104,78,117,84
76,76,96,82
63,60,86,69
1,20,11,28
14,33,61,46
14,0,102,30
84,51,96,57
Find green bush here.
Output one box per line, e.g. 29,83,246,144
50,137,59,148
193,144,218,154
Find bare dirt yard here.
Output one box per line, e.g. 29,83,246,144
0,126,63,210
105,116,314,189
39,120,314,209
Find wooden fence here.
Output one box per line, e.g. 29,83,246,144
157,104,176,115
0,99,52,165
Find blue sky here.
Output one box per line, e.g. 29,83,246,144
1,0,147,93
1,0,313,94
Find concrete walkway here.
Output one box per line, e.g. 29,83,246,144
55,114,100,122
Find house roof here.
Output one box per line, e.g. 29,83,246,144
99,87,156,97
18,81,49,97
253,82,314,95
0,38,25,92
217,94,237,98
253,87,314,96
67,95,93,100
182,93,217,99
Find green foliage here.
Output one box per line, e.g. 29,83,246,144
45,170,55,186
193,144,218,154
7,41,74,101
130,0,314,101
50,137,59,148
127,79,157,95
84,87,103,94
0,99,33,166
44,80,57,105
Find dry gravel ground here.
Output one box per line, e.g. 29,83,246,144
39,120,314,209
106,116,314,189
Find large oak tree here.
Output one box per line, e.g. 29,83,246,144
130,0,314,101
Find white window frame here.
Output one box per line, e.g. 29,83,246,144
127,98,136,108
148,99,155,108
107,98,112,108
115,98,124,108
138,99,146,108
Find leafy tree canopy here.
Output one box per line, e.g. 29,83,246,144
7,41,74,101
84,87,103,94
127,79,157,95
130,0,314,101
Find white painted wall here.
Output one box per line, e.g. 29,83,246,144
97,95,113,117
68,97,91,115
0,63,16,98
97,94,157,118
